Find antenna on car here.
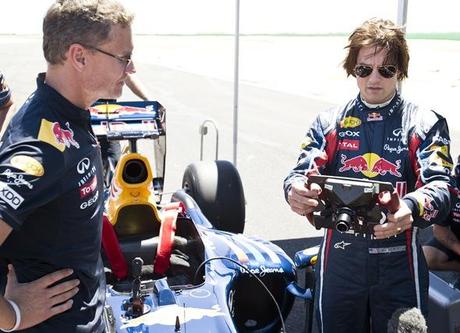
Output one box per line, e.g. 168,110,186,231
104,99,112,134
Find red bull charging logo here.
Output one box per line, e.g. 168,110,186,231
52,122,80,149
38,119,80,152
339,153,402,178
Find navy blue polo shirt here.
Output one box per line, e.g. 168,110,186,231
0,73,105,332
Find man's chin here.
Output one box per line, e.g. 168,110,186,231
104,90,122,101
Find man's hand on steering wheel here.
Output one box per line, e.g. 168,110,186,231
288,181,322,224
373,200,413,239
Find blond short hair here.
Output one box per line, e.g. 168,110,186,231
43,0,134,65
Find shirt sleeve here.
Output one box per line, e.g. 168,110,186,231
0,139,65,229
403,111,453,228
283,108,338,201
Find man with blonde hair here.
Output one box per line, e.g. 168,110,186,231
0,0,135,331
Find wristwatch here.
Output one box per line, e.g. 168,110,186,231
0,72,12,108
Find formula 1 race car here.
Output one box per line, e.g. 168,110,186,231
90,101,308,333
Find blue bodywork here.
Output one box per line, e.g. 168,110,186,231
103,193,298,333
92,101,302,332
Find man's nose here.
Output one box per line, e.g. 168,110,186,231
125,60,136,74
368,67,382,81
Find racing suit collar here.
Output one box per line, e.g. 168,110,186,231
36,73,90,126
356,92,402,122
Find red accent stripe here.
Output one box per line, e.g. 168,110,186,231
322,130,338,168
405,229,414,278
408,134,423,188
323,229,333,273
101,215,128,280
154,203,182,275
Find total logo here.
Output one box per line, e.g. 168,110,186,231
339,153,402,178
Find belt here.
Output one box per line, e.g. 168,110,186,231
368,245,406,254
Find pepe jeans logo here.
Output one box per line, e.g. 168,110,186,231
239,265,284,277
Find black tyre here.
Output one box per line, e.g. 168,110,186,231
182,160,245,233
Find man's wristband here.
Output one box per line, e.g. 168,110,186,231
0,89,12,110
1,299,21,332
0,72,12,108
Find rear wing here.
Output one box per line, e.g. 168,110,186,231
89,101,165,140
90,101,167,195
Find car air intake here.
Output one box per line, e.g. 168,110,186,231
122,159,148,184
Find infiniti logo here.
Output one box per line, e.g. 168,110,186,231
77,158,91,174
392,128,402,136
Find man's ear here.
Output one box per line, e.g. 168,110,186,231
68,44,87,71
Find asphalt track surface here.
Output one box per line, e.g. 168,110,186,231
2,35,460,332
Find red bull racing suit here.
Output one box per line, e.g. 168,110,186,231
284,93,452,333
0,74,105,332
425,183,460,262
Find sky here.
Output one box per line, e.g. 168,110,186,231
2,0,460,35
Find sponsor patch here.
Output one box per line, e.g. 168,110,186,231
79,176,97,198
340,117,361,128
383,144,408,154
77,158,91,175
367,112,383,122
432,135,450,146
0,182,24,209
338,139,360,151
38,119,80,151
338,130,359,138
300,136,313,150
80,191,99,210
429,145,449,156
91,104,122,114
334,241,351,250
2,169,33,189
429,146,453,168
11,155,44,177
339,153,402,178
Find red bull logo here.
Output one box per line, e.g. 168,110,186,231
339,154,368,172
38,119,80,152
339,153,402,178
371,158,401,177
52,122,80,149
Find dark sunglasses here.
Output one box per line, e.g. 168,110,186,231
354,65,397,79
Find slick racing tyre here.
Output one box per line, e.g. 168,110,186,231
182,160,245,233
